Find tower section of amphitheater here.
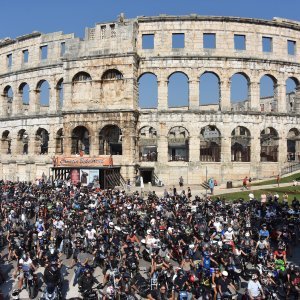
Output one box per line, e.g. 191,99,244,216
1,14,300,185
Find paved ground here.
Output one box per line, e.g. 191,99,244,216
134,179,297,199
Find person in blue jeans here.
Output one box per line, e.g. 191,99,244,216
208,178,215,195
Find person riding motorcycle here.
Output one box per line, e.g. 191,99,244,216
15,253,36,290
43,261,62,293
78,269,99,294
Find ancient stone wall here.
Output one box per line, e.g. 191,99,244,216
0,15,299,184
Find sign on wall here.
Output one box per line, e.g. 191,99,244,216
53,156,113,167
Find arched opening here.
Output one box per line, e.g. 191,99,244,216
199,72,220,108
56,128,64,154
139,126,157,161
19,83,30,105
287,128,300,161
37,80,50,106
99,125,122,155
72,72,92,82
260,75,277,112
17,129,29,155
1,130,11,154
168,126,189,161
72,72,92,105
4,85,13,115
138,73,158,108
71,126,90,155
168,72,189,108
260,127,279,162
231,126,251,162
200,125,221,162
56,78,64,108
101,69,123,80
35,128,49,154
230,73,250,111
286,77,299,112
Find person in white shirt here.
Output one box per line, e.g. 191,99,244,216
53,217,64,230
16,253,36,290
247,274,265,299
223,227,235,241
213,218,222,232
85,224,97,242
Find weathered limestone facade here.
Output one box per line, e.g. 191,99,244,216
1,15,300,184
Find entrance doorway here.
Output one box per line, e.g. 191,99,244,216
140,168,153,184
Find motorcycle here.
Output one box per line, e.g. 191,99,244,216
79,284,102,300
23,270,38,299
62,238,73,259
40,284,62,300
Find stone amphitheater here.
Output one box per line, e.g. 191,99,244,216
1,14,300,187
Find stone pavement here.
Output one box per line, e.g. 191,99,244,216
133,180,297,199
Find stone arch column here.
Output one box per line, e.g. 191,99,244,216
157,72,168,110
276,79,287,113
47,127,56,156
0,92,8,117
250,127,260,164
278,128,287,167
157,124,168,163
249,80,260,111
220,126,231,163
12,83,22,116
189,130,200,162
63,126,72,155
27,131,35,155
121,125,135,164
29,89,40,114
62,81,72,111
189,76,200,109
220,76,231,111
49,80,59,113
89,124,98,156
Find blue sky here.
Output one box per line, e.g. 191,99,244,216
1,0,299,107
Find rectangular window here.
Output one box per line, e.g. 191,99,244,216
7,54,12,68
203,33,216,49
262,36,272,52
60,42,65,56
288,40,296,55
23,49,29,63
234,34,246,50
101,25,106,39
142,34,154,49
40,45,48,60
172,33,185,49
110,24,116,38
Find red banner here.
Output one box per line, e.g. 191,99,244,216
53,156,113,167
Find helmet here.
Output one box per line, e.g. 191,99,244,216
227,227,233,232
189,244,195,250
22,253,27,260
147,229,152,235
109,222,114,228
49,244,55,254
222,271,228,277
245,232,250,238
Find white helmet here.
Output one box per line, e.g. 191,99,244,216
147,229,152,235
227,227,233,232
245,232,250,238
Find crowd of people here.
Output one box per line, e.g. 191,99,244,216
0,178,299,299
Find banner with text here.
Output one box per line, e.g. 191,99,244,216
53,156,113,167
